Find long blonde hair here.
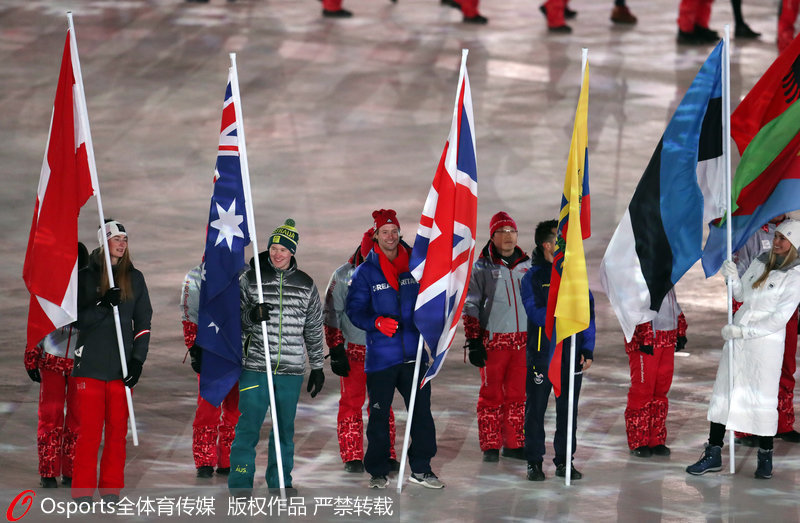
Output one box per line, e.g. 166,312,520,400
752,244,798,289
98,246,133,301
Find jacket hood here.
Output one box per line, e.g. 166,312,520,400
531,246,550,267
756,251,800,272
478,240,529,268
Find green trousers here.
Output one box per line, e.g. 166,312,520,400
228,370,303,489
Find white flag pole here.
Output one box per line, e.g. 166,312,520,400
67,12,138,446
396,337,425,494
721,26,735,473
230,53,286,496
563,47,588,487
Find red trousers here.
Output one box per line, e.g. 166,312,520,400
71,378,129,498
322,0,342,10
192,377,240,468
779,0,800,52
337,344,397,462
37,369,79,478
677,0,714,32
477,335,527,451
778,309,798,432
624,336,675,449
545,0,568,27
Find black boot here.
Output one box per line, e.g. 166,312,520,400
755,449,773,479
40,477,57,488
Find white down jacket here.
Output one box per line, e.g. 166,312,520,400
707,254,800,435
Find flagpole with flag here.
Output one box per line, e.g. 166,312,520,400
549,48,591,486
65,12,140,446
230,53,287,496
399,49,478,493
701,33,800,277
721,25,736,473
23,14,95,354
601,41,724,343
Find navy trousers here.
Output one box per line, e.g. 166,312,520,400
364,362,437,476
524,343,583,466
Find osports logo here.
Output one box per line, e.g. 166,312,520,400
6,490,35,521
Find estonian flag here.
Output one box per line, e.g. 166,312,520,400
600,41,724,341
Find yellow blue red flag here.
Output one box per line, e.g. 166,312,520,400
545,63,591,397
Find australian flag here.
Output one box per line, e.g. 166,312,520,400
410,51,478,387
196,71,250,407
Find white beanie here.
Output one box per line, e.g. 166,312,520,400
98,220,127,245
776,219,800,250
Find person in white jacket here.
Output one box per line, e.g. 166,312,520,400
687,220,800,479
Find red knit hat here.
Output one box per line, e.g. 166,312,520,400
489,211,517,236
360,227,376,257
372,209,400,231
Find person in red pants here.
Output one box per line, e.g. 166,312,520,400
463,212,530,462
71,220,152,503
324,228,398,473
321,0,352,18
181,263,240,478
440,0,488,24
24,243,88,489
25,326,80,488
677,0,719,44
624,289,687,458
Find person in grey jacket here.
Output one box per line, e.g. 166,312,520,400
228,219,325,491
462,212,531,462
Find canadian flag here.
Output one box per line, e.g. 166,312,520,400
22,29,95,349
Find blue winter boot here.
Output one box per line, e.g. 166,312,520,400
686,444,722,475
754,449,773,479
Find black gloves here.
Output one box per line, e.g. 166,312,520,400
189,345,203,374
307,368,325,398
100,287,121,308
675,336,687,352
27,368,41,383
329,344,350,377
639,345,654,356
249,302,273,323
467,338,487,368
123,359,143,388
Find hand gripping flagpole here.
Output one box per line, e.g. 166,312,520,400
563,47,588,487
230,53,286,496
721,26,735,474
68,12,138,446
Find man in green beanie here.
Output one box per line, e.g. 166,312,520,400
228,218,325,491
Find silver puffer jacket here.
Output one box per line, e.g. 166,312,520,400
239,252,324,375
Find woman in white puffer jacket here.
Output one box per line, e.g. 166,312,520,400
687,220,800,480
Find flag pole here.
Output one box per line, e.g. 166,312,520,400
230,53,286,496
721,25,735,473
562,47,588,487
396,336,425,494
68,12,138,446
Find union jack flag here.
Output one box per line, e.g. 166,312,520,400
196,72,250,407
410,51,478,387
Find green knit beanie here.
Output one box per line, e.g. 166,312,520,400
268,218,299,254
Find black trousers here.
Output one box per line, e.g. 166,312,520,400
524,344,583,465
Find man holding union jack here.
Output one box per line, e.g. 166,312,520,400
346,209,443,490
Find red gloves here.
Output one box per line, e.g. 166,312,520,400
375,316,399,337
